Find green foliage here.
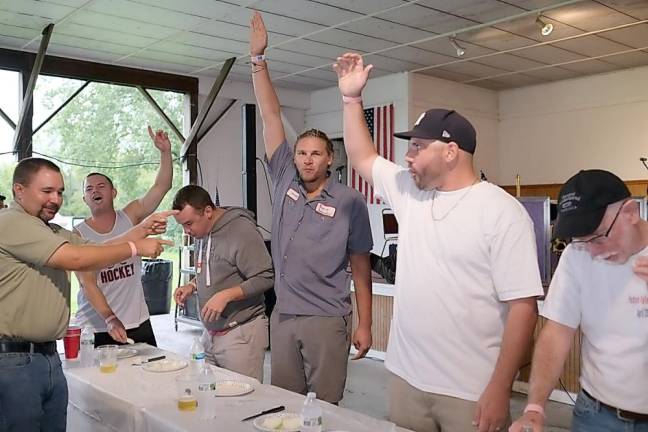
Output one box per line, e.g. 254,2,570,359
26,77,186,243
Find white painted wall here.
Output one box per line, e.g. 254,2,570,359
196,76,308,237
499,65,648,185
410,73,500,183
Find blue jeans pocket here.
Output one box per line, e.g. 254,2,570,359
573,391,598,417
0,352,32,369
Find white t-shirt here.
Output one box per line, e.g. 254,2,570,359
372,157,543,401
541,244,648,414
75,210,149,331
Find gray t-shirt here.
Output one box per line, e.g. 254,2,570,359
267,140,373,316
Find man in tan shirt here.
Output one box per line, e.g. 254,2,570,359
0,158,173,431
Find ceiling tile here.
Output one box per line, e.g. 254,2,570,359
601,24,648,48
558,58,622,74
601,0,648,20
601,50,648,67
552,34,634,56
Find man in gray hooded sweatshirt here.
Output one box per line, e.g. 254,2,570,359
172,185,274,382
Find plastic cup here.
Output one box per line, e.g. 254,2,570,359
175,374,198,412
97,344,118,373
63,326,81,360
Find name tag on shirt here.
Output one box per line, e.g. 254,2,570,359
315,203,336,218
286,188,299,201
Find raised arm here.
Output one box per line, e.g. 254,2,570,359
333,53,378,185
123,126,173,224
250,11,286,159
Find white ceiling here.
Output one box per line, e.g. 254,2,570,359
1,0,648,91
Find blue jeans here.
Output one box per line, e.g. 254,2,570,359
0,351,67,431
572,390,648,432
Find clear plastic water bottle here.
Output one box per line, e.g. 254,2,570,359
79,327,95,367
189,336,205,375
196,367,216,420
301,392,322,432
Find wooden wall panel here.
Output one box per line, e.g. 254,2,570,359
517,317,582,393
501,179,648,200
352,294,394,352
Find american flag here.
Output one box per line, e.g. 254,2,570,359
350,104,394,204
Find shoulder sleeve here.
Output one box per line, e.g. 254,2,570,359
265,140,295,184
540,246,582,329
488,197,545,301
231,220,275,298
371,156,413,218
1,216,69,266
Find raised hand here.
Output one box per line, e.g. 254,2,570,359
147,125,171,153
250,11,268,56
333,53,374,97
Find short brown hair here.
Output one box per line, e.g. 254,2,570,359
84,172,114,189
296,128,334,155
13,157,61,189
172,185,215,212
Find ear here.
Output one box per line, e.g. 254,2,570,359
112,188,117,199
445,142,459,162
12,183,22,199
623,200,641,225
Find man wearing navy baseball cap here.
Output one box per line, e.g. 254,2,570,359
334,53,543,432
511,169,648,431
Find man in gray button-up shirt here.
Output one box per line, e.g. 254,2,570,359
251,11,373,404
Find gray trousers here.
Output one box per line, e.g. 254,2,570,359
205,314,269,383
270,311,352,404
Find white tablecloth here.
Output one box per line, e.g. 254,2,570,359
64,344,405,432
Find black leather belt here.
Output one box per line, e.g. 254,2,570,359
0,340,57,355
582,389,648,421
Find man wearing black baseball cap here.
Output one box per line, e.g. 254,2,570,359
0,194,6,209
334,53,543,432
511,169,648,431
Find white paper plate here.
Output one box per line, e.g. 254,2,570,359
213,380,254,397
253,412,301,432
141,359,188,373
116,348,138,359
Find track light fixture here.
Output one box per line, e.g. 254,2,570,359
449,36,465,57
536,15,554,36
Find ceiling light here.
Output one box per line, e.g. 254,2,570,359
449,36,466,57
536,16,554,36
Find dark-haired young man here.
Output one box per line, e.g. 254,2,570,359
75,126,173,346
172,185,274,382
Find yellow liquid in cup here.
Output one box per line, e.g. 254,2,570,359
100,363,117,373
177,398,197,411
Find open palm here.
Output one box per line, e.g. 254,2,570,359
250,11,268,56
333,53,373,97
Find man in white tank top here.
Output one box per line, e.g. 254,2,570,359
75,127,173,346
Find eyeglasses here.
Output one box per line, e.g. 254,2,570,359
570,200,627,248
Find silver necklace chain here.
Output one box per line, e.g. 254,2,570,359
430,179,480,221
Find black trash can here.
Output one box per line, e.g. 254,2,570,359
141,259,173,315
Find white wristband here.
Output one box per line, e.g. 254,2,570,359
251,54,266,63
342,95,362,104
127,241,137,258
105,314,118,325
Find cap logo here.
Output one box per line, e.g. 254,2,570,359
414,112,426,126
559,192,581,213
442,130,451,138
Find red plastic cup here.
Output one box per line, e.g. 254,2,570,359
63,326,81,360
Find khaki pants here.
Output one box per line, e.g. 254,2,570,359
205,314,269,382
389,373,511,432
270,312,351,404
